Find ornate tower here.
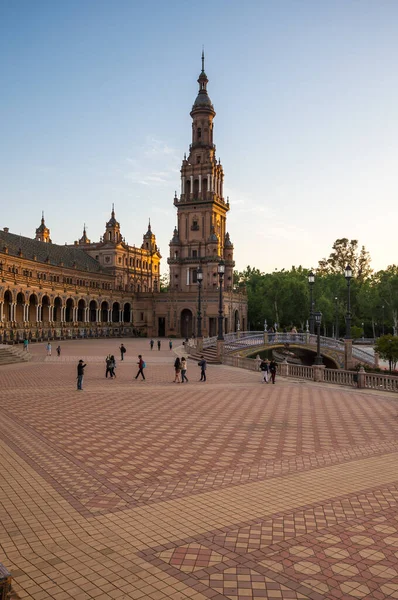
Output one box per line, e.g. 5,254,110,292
168,53,235,293
35,212,52,243
103,204,122,244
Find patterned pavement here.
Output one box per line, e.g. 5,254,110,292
1,339,398,599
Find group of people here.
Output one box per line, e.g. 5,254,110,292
149,339,173,351
259,358,277,384
173,355,207,382
45,343,61,356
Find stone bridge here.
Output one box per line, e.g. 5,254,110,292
201,332,376,369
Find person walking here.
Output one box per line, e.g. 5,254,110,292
269,359,277,384
181,357,188,383
105,355,113,378
46,342,52,356
135,355,146,380
119,343,126,361
77,360,86,390
157,340,161,351
150,339,154,351
110,355,116,378
56,345,61,357
198,356,207,382
23,338,29,352
169,339,173,351
174,356,181,382
260,358,269,383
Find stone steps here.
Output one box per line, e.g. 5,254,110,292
188,346,221,364
0,344,32,366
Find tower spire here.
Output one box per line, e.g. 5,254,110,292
201,47,205,73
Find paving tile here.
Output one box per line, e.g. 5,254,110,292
1,338,398,599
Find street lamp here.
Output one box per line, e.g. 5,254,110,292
335,296,339,340
196,266,203,339
344,265,353,339
264,319,267,332
362,321,364,339
217,260,225,341
308,270,315,334
314,311,323,364
382,305,385,336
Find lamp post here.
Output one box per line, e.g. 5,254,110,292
335,296,339,340
362,321,364,339
308,270,315,334
217,260,225,341
345,265,352,339
196,266,203,340
382,305,385,336
314,311,323,364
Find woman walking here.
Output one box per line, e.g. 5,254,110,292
174,356,181,383
181,357,188,383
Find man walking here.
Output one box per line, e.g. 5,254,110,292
135,355,146,380
150,339,154,351
119,343,126,361
269,359,277,384
157,340,161,351
198,356,207,382
77,359,86,390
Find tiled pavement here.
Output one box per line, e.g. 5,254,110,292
1,340,398,599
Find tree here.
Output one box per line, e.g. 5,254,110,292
318,238,372,281
159,273,170,293
374,334,398,373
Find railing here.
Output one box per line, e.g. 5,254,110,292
221,355,260,371
221,354,398,393
287,364,314,380
324,369,355,386
363,372,398,392
0,325,137,344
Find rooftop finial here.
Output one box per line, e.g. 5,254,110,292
201,47,205,73
148,218,151,231
111,203,115,217
41,210,45,223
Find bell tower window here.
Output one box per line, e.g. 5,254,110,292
197,128,201,140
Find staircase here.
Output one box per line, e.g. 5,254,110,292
0,344,32,366
188,345,221,364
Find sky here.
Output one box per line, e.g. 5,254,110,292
1,0,398,275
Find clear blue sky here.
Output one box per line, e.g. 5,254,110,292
1,0,398,274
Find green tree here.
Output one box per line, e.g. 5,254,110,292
159,273,170,293
318,238,372,281
374,334,398,373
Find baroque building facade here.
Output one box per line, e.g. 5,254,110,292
0,56,247,343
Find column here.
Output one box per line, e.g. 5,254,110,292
49,305,53,322
119,309,123,323
61,306,65,322
107,308,111,323
85,307,89,322
36,305,39,323
96,308,100,322
0,302,3,322
207,174,211,191
190,175,193,195
220,176,223,199
24,303,29,322
11,303,16,322
198,175,202,193
73,307,78,322
181,176,184,195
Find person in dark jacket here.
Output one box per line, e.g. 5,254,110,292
198,356,207,382
269,360,277,384
119,344,126,361
260,359,269,383
77,360,86,390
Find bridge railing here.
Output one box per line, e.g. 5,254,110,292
221,355,398,393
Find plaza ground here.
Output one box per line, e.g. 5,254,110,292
1,338,398,600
